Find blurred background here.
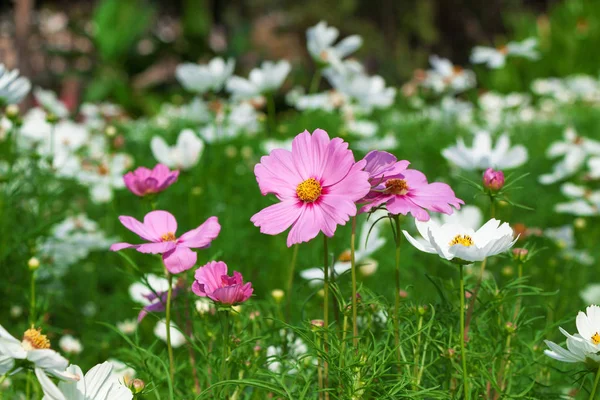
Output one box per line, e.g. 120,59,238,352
0,0,592,116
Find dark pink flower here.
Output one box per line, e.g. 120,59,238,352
191,261,253,305
123,164,179,197
483,168,505,191
360,151,464,221
110,211,221,273
251,129,370,247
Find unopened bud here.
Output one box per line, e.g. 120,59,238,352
512,248,529,262
45,113,59,124
28,257,40,271
5,104,19,120
105,125,117,137
417,305,427,316
271,289,285,303
505,322,517,334
483,168,505,191
574,217,587,229
310,319,325,330
131,379,145,393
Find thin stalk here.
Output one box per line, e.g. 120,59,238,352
29,269,36,325
459,265,470,399
309,69,322,94
165,273,175,383
393,214,402,367
25,371,31,400
413,314,424,386
266,93,276,136
220,309,230,380
350,216,359,348
464,257,487,341
323,234,330,399
496,333,513,398
489,195,496,218
183,282,201,394
513,262,524,321
591,367,600,400
339,314,348,370
285,244,299,321
316,332,323,400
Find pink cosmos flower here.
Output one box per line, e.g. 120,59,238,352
360,150,464,221
191,261,253,305
483,167,505,191
251,129,370,246
123,164,179,197
110,211,221,273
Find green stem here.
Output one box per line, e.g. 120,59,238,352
29,270,36,325
590,367,600,400
489,195,496,219
220,309,230,382
393,214,402,367
25,371,31,400
339,314,348,370
266,93,276,136
459,265,470,399
322,234,330,397
309,69,322,94
285,244,299,322
165,273,175,383
350,217,358,348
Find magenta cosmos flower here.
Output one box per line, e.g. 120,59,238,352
251,129,370,246
123,163,179,197
360,150,464,221
191,261,253,305
110,211,221,273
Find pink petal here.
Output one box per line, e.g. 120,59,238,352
178,216,221,248
286,204,322,247
123,173,144,196
320,137,355,186
163,246,197,274
402,169,429,187
409,182,464,214
191,281,206,297
255,149,301,199
386,196,431,221
137,241,177,254
193,261,228,295
110,242,139,251
359,194,393,214
251,199,303,236
324,160,370,202
118,216,160,242
144,210,178,237
291,129,330,180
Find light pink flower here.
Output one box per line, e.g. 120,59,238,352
110,211,221,273
191,261,253,305
251,129,370,246
123,164,179,196
360,151,463,221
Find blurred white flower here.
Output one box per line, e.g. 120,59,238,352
58,335,83,354
176,57,235,94
589,157,600,179
226,60,291,99
545,305,600,364
33,87,69,118
355,132,398,152
306,21,362,69
117,319,138,335
403,218,516,263
200,102,260,143
422,56,475,94
195,298,214,316
442,131,528,170
37,361,133,400
581,285,600,305
0,64,31,104
471,38,539,69
153,319,186,348
261,138,293,155
555,183,600,216
266,331,308,374
77,153,132,203
539,127,600,184
151,129,204,170
347,120,378,137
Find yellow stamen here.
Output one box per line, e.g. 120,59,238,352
385,179,409,195
592,332,600,345
338,250,352,262
161,232,176,242
22,328,51,350
449,234,474,247
296,178,322,202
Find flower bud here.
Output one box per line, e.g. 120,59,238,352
5,104,19,120
131,379,145,394
417,305,427,316
574,217,587,229
505,322,517,334
105,125,117,137
28,257,40,271
310,319,325,331
512,248,529,262
271,289,285,303
483,168,505,191
45,113,59,124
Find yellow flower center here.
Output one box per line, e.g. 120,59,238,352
296,178,322,202
449,234,474,247
592,332,600,345
338,250,352,262
385,179,409,195
161,232,176,242
22,328,51,350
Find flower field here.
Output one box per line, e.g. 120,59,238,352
4,1,600,399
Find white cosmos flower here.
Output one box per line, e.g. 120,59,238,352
76,153,132,203
539,127,600,184
106,359,135,385
545,305,600,364
116,319,137,335
199,102,260,143
422,56,476,94
411,206,483,250
300,210,387,285
0,64,31,104
306,21,362,69
58,336,82,355
226,60,291,100
470,38,539,69
36,361,133,400
581,285,600,305
33,87,69,118
402,218,516,263
176,57,235,94
589,157,600,179
153,320,186,348
555,183,600,216
355,133,398,152
0,325,76,381
261,138,293,155
442,131,528,171
151,129,204,170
